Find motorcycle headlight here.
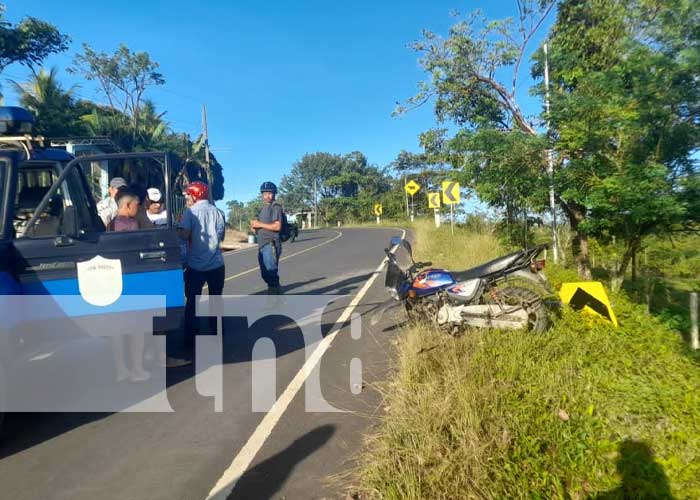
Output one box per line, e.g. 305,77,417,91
386,287,399,300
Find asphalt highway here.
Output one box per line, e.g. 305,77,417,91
0,227,407,500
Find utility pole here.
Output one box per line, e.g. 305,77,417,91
313,178,318,229
404,175,409,218
201,103,213,202
543,42,559,263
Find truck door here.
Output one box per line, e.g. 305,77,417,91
0,151,19,295
10,152,184,335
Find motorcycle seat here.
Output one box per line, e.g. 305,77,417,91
452,250,523,281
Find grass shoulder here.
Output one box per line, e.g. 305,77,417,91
359,220,700,499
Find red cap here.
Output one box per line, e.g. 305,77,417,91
185,181,209,202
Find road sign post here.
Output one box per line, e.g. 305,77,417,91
404,180,421,223
441,181,460,235
428,192,441,228
374,203,383,224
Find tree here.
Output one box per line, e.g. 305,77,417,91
280,152,344,212
533,0,700,288
226,200,245,230
389,149,461,218
10,67,85,137
227,197,263,229
280,151,393,222
401,0,700,283
0,5,69,75
400,1,559,258
70,43,165,135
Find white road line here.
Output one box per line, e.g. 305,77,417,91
222,230,343,283
205,228,406,500
203,230,344,290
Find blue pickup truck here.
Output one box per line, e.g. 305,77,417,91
0,107,187,425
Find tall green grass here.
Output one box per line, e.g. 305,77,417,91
360,220,700,499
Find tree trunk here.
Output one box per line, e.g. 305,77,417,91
612,239,640,292
566,204,592,280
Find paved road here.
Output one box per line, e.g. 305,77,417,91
0,227,406,500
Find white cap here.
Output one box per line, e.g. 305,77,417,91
147,188,163,203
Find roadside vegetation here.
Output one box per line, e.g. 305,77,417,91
360,220,700,499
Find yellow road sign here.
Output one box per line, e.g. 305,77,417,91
404,180,421,197
559,282,618,327
428,192,441,209
374,203,383,216
442,181,460,204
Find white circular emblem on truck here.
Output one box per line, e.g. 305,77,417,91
76,255,124,307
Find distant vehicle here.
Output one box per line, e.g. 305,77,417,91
0,106,186,430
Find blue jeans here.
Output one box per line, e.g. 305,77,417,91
258,242,281,288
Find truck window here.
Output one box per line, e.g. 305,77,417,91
80,156,173,230
13,165,98,239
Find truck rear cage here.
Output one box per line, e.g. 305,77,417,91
0,135,46,158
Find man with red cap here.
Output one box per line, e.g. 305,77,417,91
178,181,226,347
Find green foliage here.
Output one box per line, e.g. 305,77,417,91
360,223,700,500
69,43,164,128
226,198,262,230
403,0,700,286
424,128,549,215
280,151,393,222
10,67,85,137
0,4,69,75
397,2,556,133
534,0,700,285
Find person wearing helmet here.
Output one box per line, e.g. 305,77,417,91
251,181,283,295
178,181,226,347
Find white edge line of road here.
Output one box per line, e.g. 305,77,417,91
205,228,406,500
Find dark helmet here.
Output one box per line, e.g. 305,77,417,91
260,181,277,194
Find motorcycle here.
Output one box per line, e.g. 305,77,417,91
383,237,552,333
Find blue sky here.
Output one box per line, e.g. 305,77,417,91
4,0,553,207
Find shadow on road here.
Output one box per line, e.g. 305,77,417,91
0,257,381,460
229,425,335,500
295,273,373,296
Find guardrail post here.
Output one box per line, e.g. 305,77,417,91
691,292,699,351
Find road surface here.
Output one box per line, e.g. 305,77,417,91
0,227,406,500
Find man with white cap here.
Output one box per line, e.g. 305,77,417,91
146,187,168,225
97,177,127,228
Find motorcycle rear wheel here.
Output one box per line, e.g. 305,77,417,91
496,286,549,332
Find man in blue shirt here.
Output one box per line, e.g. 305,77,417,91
178,182,226,346
251,181,282,295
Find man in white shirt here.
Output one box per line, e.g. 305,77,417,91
146,187,168,225
96,177,127,228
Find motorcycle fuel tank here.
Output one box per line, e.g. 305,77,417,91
410,269,456,296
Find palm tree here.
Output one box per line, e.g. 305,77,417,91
10,67,85,137
135,99,168,149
